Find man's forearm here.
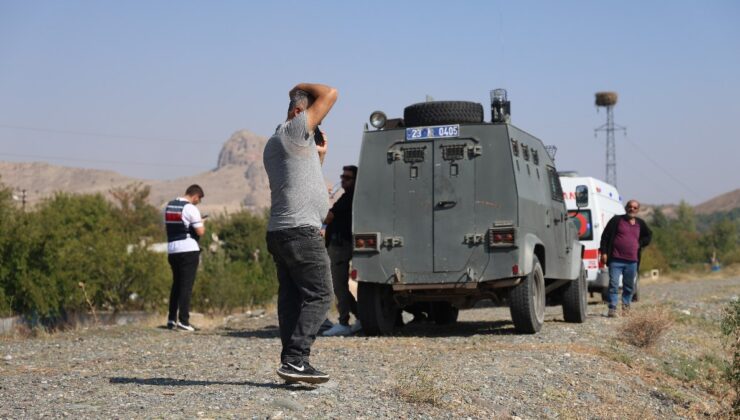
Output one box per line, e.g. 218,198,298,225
293,83,334,99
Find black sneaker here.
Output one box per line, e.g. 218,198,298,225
167,320,177,330
277,361,330,384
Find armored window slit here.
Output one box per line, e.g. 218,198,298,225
511,138,519,156
522,144,530,161
402,146,426,163
442,144,466,161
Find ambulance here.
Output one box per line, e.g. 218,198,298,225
559,173,625,298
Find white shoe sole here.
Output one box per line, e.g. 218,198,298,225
276,369,330,384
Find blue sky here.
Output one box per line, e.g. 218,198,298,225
1,1,738,205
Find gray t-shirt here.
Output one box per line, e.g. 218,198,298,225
263,112,329,231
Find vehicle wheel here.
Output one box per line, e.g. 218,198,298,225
357,282,398,336
430,302,459,325
562,266,588,323
509,256,546,334
404,101,484,126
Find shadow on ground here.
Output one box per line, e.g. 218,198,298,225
109,376,315,391
216,320,521,339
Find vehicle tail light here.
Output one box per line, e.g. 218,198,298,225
512,264,519,275
350,269,358,280
354,233,380,252
487,228,516,248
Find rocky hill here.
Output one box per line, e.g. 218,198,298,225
0,129,271,215
694,188,740,214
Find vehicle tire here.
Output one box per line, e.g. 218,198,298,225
562,266,588,323
509,256,546,334
357,282,398,336
404,101,484,127
430,302,459,325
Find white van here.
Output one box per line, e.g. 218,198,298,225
559,173,625,298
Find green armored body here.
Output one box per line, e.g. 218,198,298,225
352,89,588,335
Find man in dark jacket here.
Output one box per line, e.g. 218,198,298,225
599,199,652,317
322,165,360,336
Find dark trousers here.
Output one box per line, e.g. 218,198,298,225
167,251,200,324
328,238,357,325
266,226,333,365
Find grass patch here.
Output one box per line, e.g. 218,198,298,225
619,306,673,348
393,360,448,407
720,299,740,415
663,353,731,397
604,342,634,367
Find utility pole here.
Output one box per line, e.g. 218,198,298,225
594,92,626,187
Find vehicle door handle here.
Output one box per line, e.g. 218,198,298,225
436,200,457,209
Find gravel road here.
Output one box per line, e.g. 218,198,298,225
1,276,738,419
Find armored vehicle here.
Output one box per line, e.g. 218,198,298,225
351,89,588,335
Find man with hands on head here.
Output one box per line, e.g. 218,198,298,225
263,82,338,384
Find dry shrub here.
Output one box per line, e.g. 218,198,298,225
394,360,447,406
619,307,674,348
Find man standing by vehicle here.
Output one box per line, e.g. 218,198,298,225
264,83,338,384
322,165,361,336
165,184,205,331
600,199,652,317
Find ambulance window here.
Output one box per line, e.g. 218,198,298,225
568,210,593,241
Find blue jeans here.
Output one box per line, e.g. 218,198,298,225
608,258,637,309
266,226,333,365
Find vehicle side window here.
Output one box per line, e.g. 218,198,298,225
547,166,564,202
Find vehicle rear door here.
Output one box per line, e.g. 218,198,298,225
433,138,479,272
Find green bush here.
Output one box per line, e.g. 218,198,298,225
721,299,740,415
194,210,277,312
645,203,740,271
0,185,171,319
0,179,278,319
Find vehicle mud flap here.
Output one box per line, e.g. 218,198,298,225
509,256,545,334
357,282,398,336
562,266,588,323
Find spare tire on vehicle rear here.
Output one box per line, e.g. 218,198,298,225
404,101,484,127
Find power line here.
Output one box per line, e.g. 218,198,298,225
622,136,697,196
0,123,222,144
0,152,204,169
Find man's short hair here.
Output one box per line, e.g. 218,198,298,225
185,184,204,198
288,89,315,113
343,165,358,178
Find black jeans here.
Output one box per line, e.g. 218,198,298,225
266,226,333,364
167,251,200,325
328,237,357,326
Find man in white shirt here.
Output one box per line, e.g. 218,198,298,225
164,184,205,331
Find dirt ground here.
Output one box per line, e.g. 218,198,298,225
1,275,738,419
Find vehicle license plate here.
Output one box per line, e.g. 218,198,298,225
405,124,459,141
